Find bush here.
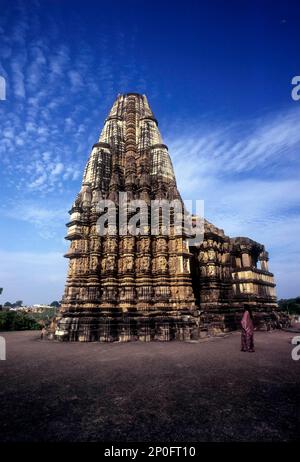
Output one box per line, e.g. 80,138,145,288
278,297,300,315
0,311,41,331
28,308,57,326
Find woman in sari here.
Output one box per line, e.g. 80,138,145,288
241,306,255,352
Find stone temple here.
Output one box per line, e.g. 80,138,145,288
54,93,279,342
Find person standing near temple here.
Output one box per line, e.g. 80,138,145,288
40,326,47,340
241,306,255,352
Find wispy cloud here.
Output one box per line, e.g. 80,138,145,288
168,107,300,298
2,200,69,239
0,1,154,198
168,106,300,182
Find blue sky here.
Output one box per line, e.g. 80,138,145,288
0,0,300,304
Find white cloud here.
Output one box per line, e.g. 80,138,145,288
168,108,300,298
3,202,68,239
11,54,26,99
29,173,47,189
51,162,64,176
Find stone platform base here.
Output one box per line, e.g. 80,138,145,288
52,312,200,342
199,309,290,336
49,309,289,342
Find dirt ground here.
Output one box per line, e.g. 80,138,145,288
0,330,299,442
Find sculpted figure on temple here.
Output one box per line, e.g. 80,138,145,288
202,251,209,263
80,240,87,252
169,256,177,273
106,255,116,271
92,238,101,251
208,249,216,261
168,239,175,252
158,256,168,272
140,238,150,253
124,256,134,271
175,238,183,251
90,255,99,271
183,258,189,272
140,256,150,272
124,237,135,252
157,238,167,252
105,238,117,253
207,265,216,276
68,259,76,276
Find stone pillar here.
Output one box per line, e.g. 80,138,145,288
259,251,269,271
241,252,251,268
235,256,242,268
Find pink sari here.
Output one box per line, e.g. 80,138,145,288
241,310,255,352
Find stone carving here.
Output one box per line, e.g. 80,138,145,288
208,250,216,261
124,256,134,271
140,256,150,272
156,238,167,252
106,255,116,272
168,256,177,273
157,256,168,272
140,238,150,253
183,258,189,272
90,255,99,271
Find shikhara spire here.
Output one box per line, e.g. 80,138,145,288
52,93,280,342
83,93,175,192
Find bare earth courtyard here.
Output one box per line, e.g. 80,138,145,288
0,330,299,442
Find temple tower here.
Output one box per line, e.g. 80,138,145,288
54,93,280,341
57,94,196,341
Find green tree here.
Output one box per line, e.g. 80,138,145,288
0,311,40,331
278,297,300,315
50,301,60,307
